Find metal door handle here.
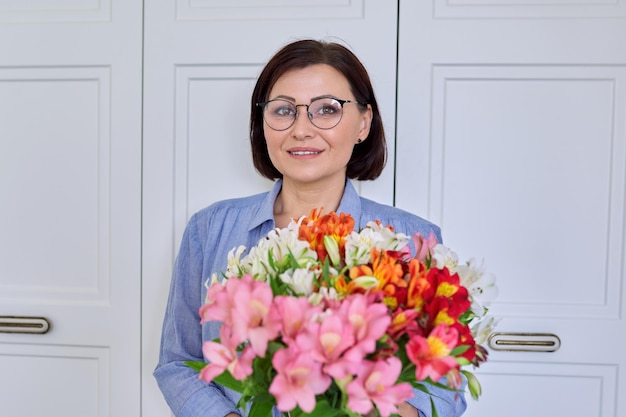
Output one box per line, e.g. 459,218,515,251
0,316,50,334
488,332,560,352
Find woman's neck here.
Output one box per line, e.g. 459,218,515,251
273,178,346,228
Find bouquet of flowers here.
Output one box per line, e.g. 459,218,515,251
186,209,498,417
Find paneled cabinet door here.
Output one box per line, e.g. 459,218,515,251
142,1,399,415
397,2,626,416
0,2,143,416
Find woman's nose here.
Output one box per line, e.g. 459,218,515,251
291,108,315,138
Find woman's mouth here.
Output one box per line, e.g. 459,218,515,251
288,150,321,156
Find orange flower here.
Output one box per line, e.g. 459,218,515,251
299,209,355,262
333,275,350,295
405,259,428,310
347,249,406,300
371,249,405,290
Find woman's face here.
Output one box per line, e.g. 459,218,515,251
263,64,372,189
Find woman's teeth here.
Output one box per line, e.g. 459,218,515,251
289,151,320,155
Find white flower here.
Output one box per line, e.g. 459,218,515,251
224,245,247,278
471,316,501,345
456,258,498,316
279,266,318,296
260,221,313,263
204,273,220,288
344,230,374,267
344,222,410,267
308,286,340,305
431,244,459,273
232,219,317,283
240,245,273,282
364,220,410,251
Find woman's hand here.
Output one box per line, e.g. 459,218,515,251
363,402,419,417
397,402,419,417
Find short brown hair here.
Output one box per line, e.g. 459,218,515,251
250,39,387,181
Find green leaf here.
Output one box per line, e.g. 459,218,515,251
267,340,285,355
288,400,347,417
321,258,332,287
449,344,470,357
412,383,435,396
248,399,275,417
213,371,245,393
456,357,471,367
458,310,478,325
431,397,439,417
461,370,482,400
183,361,207,372
286,250,301,270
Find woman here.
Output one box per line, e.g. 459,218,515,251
154,39,467,417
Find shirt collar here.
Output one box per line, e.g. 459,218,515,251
248,179,282,232
337,179,363,227
248,178,363,231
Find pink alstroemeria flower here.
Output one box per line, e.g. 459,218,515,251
269,346,331,413
230,275,281,356
199,280,231,325
199,324,255,383
339,293,391,354
199,341,255,383
406,323,459,382
199,274,265,328
273,295,321,344
297,312,356,379
413,231,438,263
346,357,414,417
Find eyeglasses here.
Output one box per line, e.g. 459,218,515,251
256,97,364,131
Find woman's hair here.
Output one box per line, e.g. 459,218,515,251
250,39,387,181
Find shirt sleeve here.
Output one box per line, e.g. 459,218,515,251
153,214,241,417
407,379,468,417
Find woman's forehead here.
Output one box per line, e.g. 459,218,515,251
269,64,351,99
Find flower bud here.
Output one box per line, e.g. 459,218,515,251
324,235,341,267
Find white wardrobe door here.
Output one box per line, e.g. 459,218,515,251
397,2,626,416
0,2,143,416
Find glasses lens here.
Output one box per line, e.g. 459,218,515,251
263,100,296,131
309,98,343,129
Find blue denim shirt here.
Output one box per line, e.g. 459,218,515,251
154,179,467,417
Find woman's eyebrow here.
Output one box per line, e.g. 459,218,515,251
270,94,296,102
269,94,339,103
310,94,337,101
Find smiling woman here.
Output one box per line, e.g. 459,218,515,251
249,41,387,186
153,39,467,417
260,63,373,223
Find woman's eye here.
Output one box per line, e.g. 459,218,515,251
274,106,295,116
316,105,339,116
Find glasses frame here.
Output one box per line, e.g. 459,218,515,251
256,97,364,131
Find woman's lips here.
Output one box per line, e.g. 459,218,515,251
287,148,323,156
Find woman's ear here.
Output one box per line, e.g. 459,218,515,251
357,104,373,143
